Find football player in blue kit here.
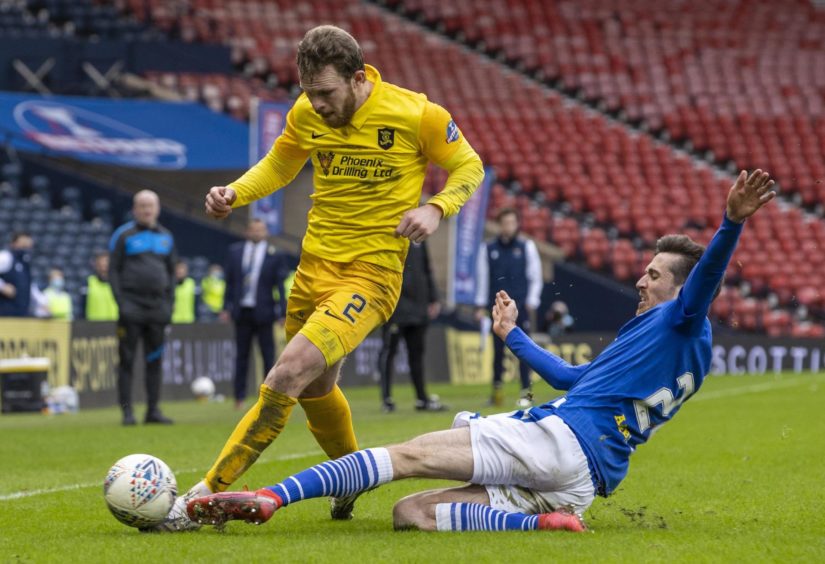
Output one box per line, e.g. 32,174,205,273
186,170,775,533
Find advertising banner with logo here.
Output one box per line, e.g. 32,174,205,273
338,326,450,387
0,92,248,170
0,319,71,388
450,168,494,305
69,322,236,408
445,330,825,386
249,100,292,235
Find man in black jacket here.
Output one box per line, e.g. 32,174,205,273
378,241,444,412
222,219,288,409
109,190,176,426
0,232,33,317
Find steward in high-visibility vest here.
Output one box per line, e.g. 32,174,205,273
86,273,118,320
45,269,73,320
200,266,226,314
172,260,196,323
84,251,118,321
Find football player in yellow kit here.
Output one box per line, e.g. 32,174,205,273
151,25,484,531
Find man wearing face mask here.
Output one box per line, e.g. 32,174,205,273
0,232,34,318
109,190,176,426
43,268,73,320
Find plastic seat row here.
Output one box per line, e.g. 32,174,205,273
121,0,825,335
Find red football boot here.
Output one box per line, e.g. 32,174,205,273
186,489,283,526
537,510,587,532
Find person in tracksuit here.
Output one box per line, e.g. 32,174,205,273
109,190,176,426
475,208,542,408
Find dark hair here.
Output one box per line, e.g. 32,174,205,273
495,208,519,223
93,249,108,260
296,25,364,81
655,234,723,299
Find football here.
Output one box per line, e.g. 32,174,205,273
103,454,177,528
190,376,216,400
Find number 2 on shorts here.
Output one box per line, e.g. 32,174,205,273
342,294,367,323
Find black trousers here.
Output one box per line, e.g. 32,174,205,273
379,322,428,403
117,319,166,414
233,307,275,402
493,308,532,390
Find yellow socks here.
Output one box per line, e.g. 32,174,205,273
205,384,296,492
299,385,358,459
203,384,357,493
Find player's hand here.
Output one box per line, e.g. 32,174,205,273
474,307,487,323
205,186,237,219
428,302,442,320
492,290,518,340
726,169,776,223
394,204,443,243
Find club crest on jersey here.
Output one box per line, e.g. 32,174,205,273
317,151,335,175
446,120,460,143
377,127,395,150
614,414,631,442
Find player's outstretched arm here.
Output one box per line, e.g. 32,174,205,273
677,170,775,321
494,291,586,391
726,169,776,223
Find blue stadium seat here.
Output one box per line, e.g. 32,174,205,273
29,175,52,204
60,186,82,213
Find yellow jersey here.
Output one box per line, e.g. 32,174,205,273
228,64,484,272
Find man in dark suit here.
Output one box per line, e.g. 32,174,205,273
223,219,288,409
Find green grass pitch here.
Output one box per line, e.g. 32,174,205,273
1,372,824,563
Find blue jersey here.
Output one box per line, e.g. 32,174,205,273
505,215,744,496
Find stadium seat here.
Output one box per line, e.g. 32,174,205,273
113,0,825,335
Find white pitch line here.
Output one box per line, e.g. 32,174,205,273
694,375,822,402
2,378,820,502
0,450,323,502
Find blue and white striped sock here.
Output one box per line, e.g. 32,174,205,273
435,503,540,531
265,448,393,506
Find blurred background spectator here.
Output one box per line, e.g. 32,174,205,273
378,241,445,413
172,259,197,324
475,208,543,408
0,231,34,318
224,219,289,410
43,268,73,320
545,301,574,339
200,263,226,321
82,251,119,321
109,190,176,426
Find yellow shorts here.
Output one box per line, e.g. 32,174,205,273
285,253,402,367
